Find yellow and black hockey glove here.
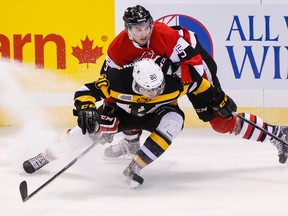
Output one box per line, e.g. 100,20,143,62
211,88,237,119
73,101,100,135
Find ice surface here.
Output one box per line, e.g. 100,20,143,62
1,127,288,216
1,60,288,216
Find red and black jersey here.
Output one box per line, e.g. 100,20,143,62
106,22,181,66
101,22,204,82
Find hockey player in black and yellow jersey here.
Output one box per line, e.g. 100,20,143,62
22,58,237,188
72,58,236,188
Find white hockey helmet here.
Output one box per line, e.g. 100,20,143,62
132,58,165,98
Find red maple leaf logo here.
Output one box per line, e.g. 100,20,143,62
72,36,103,68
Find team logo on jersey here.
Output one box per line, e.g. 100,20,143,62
137,96,150,103
156,14,214,57
119,94,133,101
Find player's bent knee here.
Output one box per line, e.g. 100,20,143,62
156,112,184,141
209,115,237,134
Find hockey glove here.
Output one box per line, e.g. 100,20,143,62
211,88,237,119
74,102,100,135
98,102,119,144
154,56,173,75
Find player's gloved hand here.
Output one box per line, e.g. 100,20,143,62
98,102,119,144
154,56,173,75
74,102,100,135
211,88,237,119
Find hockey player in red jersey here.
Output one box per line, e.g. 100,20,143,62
99,5,288,163
100,4,213,159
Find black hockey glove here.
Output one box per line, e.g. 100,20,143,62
211,88,237,119
98,102,119,144
154,56,173,75
74,102,100,135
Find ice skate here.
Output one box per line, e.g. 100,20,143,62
271,126,288,164
123,160,143,189
103,138,140,160
23,151,53,174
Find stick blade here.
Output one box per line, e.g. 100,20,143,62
19,181,28,202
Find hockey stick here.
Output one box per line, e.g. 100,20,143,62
19,140,98,202
232,111,288,147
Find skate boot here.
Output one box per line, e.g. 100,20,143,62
23,152,52,174
123,160,144,189
271,126,288,164
104,138,140,160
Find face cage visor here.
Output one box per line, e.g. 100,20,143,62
133,79,165,99
126,21,153,38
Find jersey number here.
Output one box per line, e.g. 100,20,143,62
176,44,187,59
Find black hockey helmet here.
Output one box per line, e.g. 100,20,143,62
123,5,153,30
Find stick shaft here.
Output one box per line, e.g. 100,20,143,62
20,141,98,202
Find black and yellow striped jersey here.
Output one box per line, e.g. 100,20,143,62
74,66,211,117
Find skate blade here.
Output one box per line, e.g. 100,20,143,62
19,169,51,176
126,178,141,189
